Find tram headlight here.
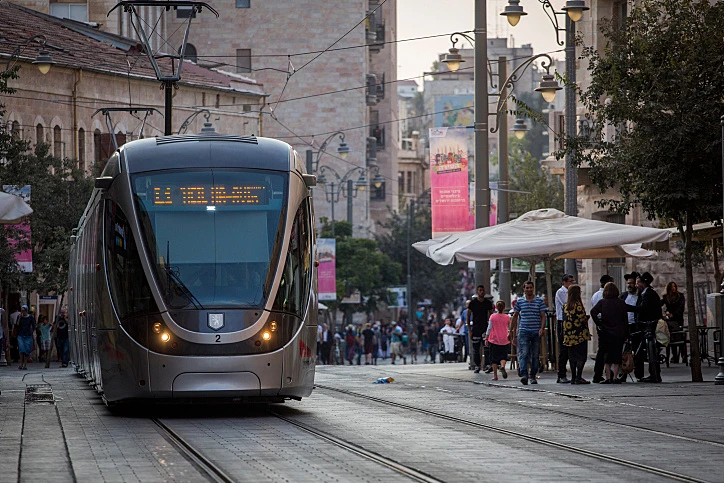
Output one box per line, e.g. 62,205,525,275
262,331,271,341
153,322,162,334
270,322,277,332
160,332,171,343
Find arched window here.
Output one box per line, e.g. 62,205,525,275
11,121,20,139
53,125,62,158
78,128,86,172
94,129,102,166
36,124,44,145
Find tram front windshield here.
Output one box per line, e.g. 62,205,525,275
132,169,287,309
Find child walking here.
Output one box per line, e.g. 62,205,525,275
485,301,510,381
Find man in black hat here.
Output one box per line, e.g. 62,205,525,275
591,274,614,383
630,272,662,382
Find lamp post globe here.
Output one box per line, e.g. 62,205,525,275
500,0,527,27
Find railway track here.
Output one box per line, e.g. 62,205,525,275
378,371,724,449
152,418,236,483
315,383,712,483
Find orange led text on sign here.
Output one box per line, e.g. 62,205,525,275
152,186,264,205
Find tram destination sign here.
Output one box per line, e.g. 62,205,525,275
152,184,268,206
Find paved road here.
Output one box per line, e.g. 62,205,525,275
0,360,722,482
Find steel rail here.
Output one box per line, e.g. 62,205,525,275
152,418,235,483
315,384,710,483
270,410,444,483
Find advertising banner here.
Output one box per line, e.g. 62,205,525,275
3,185,32,272
317,238,336,301
429,127,471,238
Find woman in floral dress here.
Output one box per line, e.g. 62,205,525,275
563,285,592,384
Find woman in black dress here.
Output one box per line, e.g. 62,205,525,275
661,281,686,364
591,282,629,384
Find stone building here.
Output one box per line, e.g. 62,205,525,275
1,2,264,176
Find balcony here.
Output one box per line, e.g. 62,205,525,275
366,74,378,105
366,10,385,52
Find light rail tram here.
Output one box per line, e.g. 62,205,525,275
68,131,318,406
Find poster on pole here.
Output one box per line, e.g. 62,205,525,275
429,127,471,238
317,238,336,301
386,286,408,308
3,185,32,272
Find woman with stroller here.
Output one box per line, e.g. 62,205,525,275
591,282,629,384
562,285,592,384
485,301,510,380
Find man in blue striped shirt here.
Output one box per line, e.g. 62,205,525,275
511,280,547,385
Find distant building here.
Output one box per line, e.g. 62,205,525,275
9,0,400,237
0,2,264,176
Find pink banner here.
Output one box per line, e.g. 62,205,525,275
317,238,336,301
3,185,32,272
429,127,471,238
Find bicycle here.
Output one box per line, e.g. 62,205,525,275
629,320,662,382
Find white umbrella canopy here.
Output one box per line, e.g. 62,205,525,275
0,191,33,224
414,208,670,265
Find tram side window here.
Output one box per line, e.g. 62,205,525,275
272,199,312,317
105,200,156,319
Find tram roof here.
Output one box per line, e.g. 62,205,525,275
120,135,294,173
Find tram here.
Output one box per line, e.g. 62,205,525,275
68,132,318,405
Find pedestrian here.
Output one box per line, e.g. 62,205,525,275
379,319,389,360
591,282,629,384
9,306,20,363
555,274,576,383
344,325,356,365
510,281,547,385
591,274,614,383
409,330,418,364
54,307,70,367
632,272,663,383
16,305,36,370
456,301,470,363
485,301,510,381
372,323,381,365
440,317,456,360
563,285,592,384
467,285,494,373
661,281,685,364
426,323,438,363
319,323,332,365
0,302,5,365
390,322,406,365
38,315,51,363
362,322,375,365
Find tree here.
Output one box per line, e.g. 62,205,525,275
376,203,463,318
564,0,724,381
318,219,401,324
0,67,94,302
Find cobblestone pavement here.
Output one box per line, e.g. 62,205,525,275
0,359,721,482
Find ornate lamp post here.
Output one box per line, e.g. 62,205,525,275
305,131,350,174
502,0,589,279
316,165,381,236
4,34,55,74
442,34,561,303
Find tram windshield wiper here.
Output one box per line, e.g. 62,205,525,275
163,264,205,310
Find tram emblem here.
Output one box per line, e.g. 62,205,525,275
208,313,225,331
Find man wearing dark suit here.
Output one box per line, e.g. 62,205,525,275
631,272,663,382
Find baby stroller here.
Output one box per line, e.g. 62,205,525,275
439,333,464,363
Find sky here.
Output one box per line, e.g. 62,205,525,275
397,0,570,89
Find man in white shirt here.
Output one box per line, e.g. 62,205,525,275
555,274,575,383
591,274,613,308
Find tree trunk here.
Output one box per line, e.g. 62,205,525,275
682,216,702,381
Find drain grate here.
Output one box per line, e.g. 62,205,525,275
25,384,54,403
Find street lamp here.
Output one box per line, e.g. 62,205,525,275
442,24,560,294
502,0,589,279
316,165,375,236
4,34,55,75
305,131,350,174
512,118,528,140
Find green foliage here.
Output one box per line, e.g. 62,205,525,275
566,0,724,225
0,68,94,295
513,92,549,162
318,219,401,313
508,147,564,217
376,202,462,315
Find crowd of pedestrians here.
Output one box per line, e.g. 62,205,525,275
0,304,70,368
319,270,680,388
